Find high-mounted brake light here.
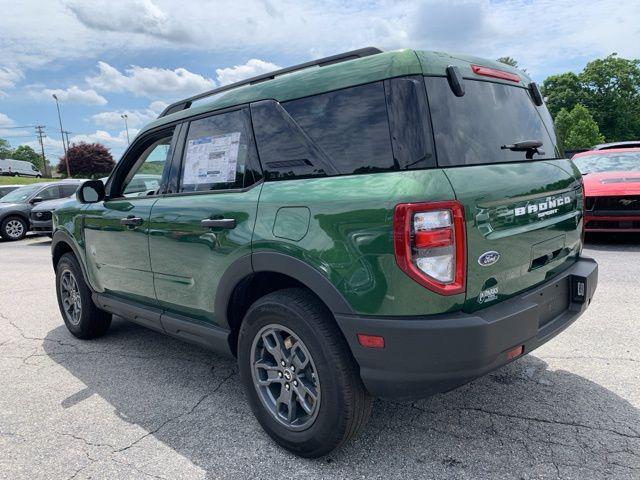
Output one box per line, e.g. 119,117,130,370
393,201,466,295
471,64,520,83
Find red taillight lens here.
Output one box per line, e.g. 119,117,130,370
471,64,520,83
393,201,466,295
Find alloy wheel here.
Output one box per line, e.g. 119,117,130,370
250,324,321,431
60,270,82,326
5,219,24,239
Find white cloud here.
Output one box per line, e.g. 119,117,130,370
215,59,282,86
69,129,130,147
86,61,214,100
0,113,14,127
148,100,168,113
91,103,160,129
0,67,23,96
65,0,192,43
41,86,107,106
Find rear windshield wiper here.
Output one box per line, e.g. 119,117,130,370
501,140,545,160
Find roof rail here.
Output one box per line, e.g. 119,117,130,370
158,47,383,118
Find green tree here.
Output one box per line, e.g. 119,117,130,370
0,138,12,159
12,145,44,170
555,104,604,150
541,72,584,118
497,56,527,73
580,53,640,142
541,53,640,142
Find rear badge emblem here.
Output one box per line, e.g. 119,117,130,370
478,251,500,267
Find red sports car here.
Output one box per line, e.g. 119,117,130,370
572,148,640,232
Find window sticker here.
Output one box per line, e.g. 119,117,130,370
183,132,241,185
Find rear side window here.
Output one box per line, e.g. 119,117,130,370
252,80,434,180
425,77,560,166
283,82,393,174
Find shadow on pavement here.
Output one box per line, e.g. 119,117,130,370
43,319,640,479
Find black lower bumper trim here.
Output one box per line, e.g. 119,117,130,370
335,257,598,400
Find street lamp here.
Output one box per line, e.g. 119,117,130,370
121,114,130,144
52,94,71,177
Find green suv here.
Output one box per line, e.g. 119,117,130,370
51,48,598,457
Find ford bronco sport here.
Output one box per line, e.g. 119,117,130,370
51,48,598,457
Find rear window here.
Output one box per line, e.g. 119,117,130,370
425,77,560,166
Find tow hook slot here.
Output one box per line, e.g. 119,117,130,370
530,235,566,270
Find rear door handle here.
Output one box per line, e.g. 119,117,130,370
201,218,236,230
121,216,143,227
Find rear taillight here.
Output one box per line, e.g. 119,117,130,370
393,201,466,295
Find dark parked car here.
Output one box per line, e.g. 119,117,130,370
52,47,597,457
0,185,21,199
0,180,82,240
31,195,79,235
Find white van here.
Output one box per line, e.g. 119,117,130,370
0,159,42,177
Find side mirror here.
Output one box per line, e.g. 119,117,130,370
30,197,44,204
77,180,105,204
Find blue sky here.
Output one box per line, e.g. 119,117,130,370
1,0,639,165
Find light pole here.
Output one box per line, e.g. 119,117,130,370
121,114,130,144
52,94,71,177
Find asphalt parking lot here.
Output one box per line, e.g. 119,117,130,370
0,235,638,479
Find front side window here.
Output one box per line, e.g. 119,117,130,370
121,133,174,198
179,109,259,192
38,186,60,200
425,77,560,166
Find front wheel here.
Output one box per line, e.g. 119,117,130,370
0,216,28,241
55,253,111,339
238,288,372,457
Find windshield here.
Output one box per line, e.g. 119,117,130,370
425,77,560,166
0,184,41,203
573,151,640,174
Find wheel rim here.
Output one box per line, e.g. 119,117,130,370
59,269,82,326
250,324,321,431
5,219,24,239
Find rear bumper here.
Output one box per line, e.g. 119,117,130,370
336,256,598,400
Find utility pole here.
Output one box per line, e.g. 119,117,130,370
35,125,50,177
52,94,71,177
121,114,130,144
63,130,72,149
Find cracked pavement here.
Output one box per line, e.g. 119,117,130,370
0,234,638,479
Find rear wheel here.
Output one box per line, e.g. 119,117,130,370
238,288,372,457
56,253,111,339
1,216,28,241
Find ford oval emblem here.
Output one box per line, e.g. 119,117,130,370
478,251,500,267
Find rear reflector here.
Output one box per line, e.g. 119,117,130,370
471,64,520,83
506,345,524,360
357,334,385,349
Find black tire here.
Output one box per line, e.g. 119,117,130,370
0,216,28,241
55,253,111,339
238,288,372,457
